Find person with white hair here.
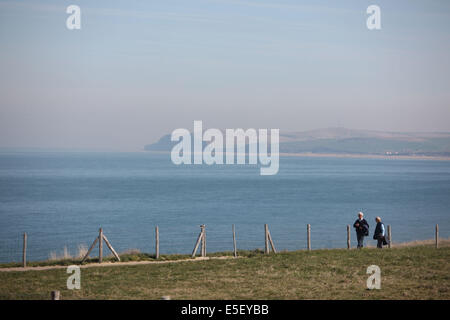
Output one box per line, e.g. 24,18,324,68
373,216,388,248
353,211,369,249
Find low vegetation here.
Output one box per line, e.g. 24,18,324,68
0,243,449,300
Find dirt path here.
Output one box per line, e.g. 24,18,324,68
0,256,238,272
2,239,447,273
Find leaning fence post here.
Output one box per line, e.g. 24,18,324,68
98,228,103,263
232,224,237,258
102,234,121,261
307,224,311,251
435,224,439,249
264,224,269,254
347,225,351,249
387,225,392,248
267,231,277,253
155,226,160,259
192,224,204,258
22,233,27,268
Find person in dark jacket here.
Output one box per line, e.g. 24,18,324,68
353,212,369,249
373,216,387,248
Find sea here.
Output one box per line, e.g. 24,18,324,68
0,152,449,262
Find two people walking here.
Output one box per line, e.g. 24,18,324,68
353,212,388,249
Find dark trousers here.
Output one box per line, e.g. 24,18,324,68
356,233,365,248
377,236,384,248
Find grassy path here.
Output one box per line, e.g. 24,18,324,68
0,256,234,272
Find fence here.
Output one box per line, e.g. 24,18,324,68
7,223,443,267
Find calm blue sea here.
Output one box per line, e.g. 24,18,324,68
0,152,449,262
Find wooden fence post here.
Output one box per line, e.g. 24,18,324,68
307,224,311,251
387,225,392,248
102,234,121,261
155,226,160,259
22,233,27,268
264,224,269,254
435,224,439,249
98,228,103,263
347,225,351,249
51,290,60,300
267,231,277,254
201,225,206,257
81,236,98,263
81,229,119,263
232,224,237,258
192,225,204,258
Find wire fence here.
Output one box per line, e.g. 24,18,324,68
0,223,444,265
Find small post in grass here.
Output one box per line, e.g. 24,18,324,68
155,225,160,259
347,225,351,249
232,224,237,258
435,224,439,249
307,224,311,251
22,232,27,268
387,225,392,248
51,290,60,300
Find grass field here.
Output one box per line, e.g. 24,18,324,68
0,245,449,300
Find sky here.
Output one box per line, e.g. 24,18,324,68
0,0,449,151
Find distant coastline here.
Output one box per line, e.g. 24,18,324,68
144,150,450,161
279,152,450,161
145,127,450,160
1,149,449,161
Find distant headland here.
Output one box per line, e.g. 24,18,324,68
145,127,450,159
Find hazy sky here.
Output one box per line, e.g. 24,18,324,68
0,0,449,151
